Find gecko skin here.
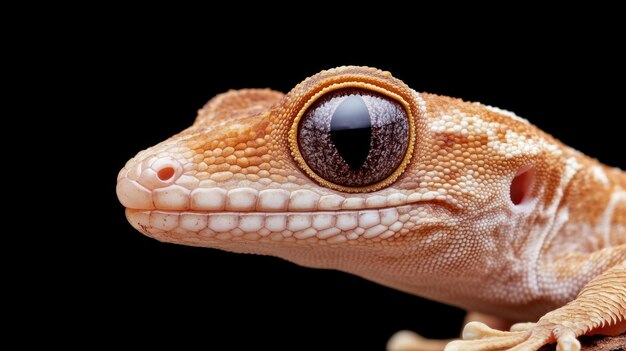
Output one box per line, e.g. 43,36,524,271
117,67,626,351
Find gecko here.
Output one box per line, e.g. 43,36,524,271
116,66,625,351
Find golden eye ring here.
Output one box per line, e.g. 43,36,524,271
288,82,416,193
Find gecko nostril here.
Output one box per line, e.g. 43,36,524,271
510,166,535,206
157,166,176,181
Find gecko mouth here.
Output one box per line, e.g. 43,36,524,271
118,170,453,244
125,202,445,244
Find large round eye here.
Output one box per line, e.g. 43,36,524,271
296,88,410,189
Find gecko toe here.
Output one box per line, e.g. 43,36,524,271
387,330,451,351
445,332,528,351
556,332,581,351
510,322,536,332
463,321,516,340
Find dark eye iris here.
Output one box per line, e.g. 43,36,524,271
297,89,410,188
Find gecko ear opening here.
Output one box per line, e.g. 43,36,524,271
510,166,535,205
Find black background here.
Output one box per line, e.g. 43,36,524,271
66,22,625,350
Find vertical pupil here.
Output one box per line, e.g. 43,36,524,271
330,96,372,169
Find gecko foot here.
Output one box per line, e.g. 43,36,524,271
444,321,581,351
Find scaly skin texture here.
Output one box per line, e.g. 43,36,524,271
116,67,626,351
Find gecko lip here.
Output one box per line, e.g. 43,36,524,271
125,202,445,243
117,173,452,213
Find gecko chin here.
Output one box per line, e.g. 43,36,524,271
124,201,451,250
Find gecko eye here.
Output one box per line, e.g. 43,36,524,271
295,88,410,189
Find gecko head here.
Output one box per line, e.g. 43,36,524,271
117,66,557,279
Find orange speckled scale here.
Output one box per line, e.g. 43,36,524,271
117,67,626,351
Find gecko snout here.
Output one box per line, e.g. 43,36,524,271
116,156,184,210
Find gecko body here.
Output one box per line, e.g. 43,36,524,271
117,67,625,350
